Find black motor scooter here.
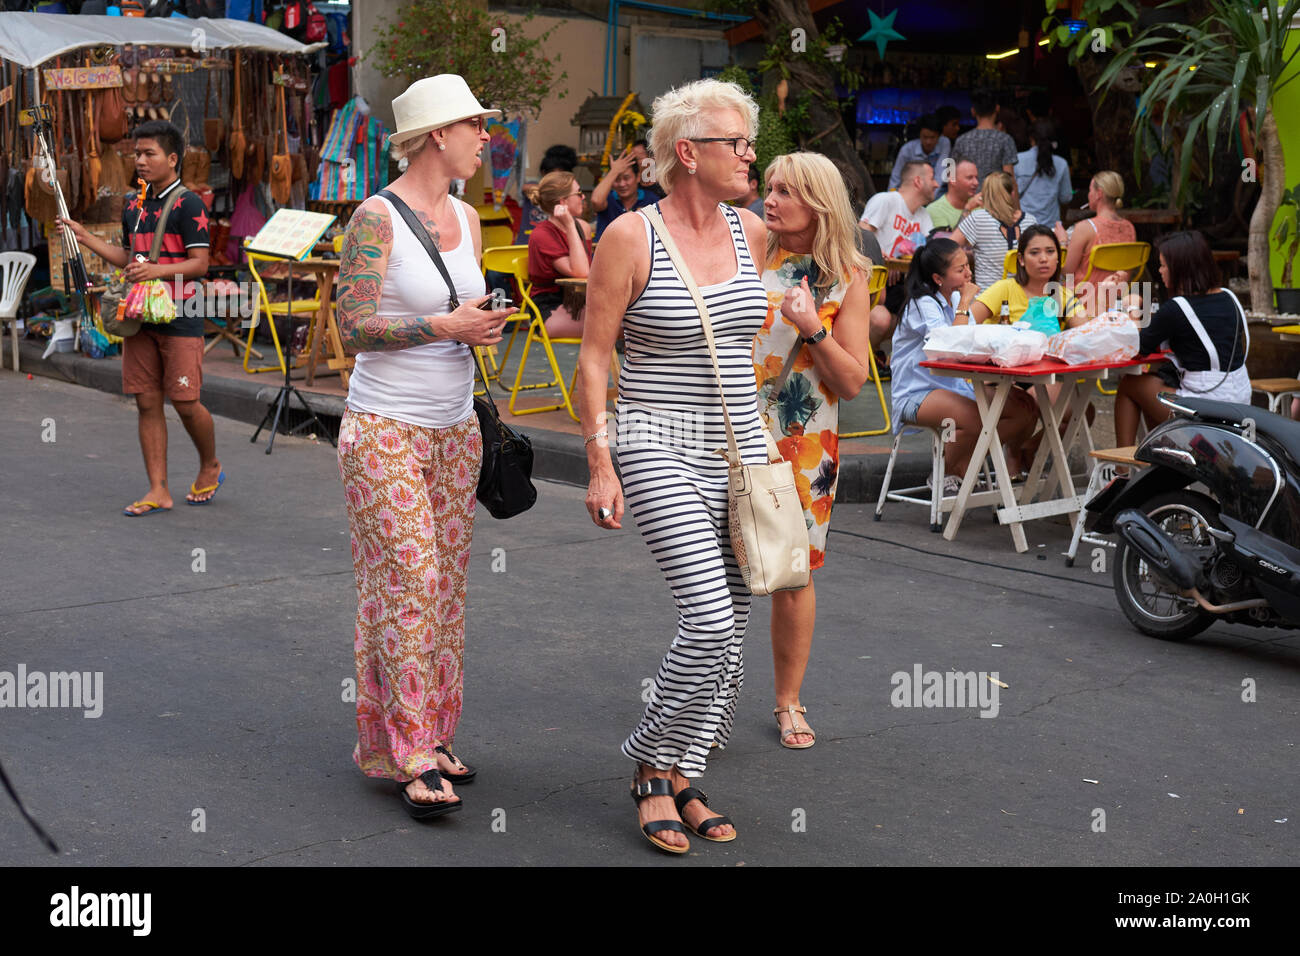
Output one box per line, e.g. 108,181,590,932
1085,394,1300,641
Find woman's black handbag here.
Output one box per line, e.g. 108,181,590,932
377,189,537,519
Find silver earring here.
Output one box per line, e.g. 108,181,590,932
437,142,445,151
688,166,696,175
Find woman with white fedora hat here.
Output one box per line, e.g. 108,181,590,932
336,74,515,821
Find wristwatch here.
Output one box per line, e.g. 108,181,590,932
802,328,828,345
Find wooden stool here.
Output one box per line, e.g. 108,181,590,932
1250,378,1300,414
1066,446,1142,566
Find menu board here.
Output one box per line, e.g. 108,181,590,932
245,209,336,261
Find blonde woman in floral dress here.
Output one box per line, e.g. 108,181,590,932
754,152,875,749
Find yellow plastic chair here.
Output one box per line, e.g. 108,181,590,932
839,265,891,438
480,244,540,387
482,221,515,250
1077,241,1150,285
243,243,323,374
479,244,583,420
1071,242,1150,396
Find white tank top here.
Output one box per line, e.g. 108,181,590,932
345,194,483,428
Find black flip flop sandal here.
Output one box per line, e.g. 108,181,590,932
630,775,688,854
397,768,462,820
435,744,476,784
674,786,736,843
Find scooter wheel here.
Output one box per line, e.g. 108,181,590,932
1112,490,1219,642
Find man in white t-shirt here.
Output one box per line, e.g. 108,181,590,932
861,160,936,363
860,160,935,258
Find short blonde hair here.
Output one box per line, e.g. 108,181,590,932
648,79,758,192
1093,170,1125,209
981,171,1020,228
390,131,430,164
763,152,872,293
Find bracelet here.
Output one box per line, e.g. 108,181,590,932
584,430,608,446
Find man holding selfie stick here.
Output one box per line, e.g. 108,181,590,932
57,121,219,517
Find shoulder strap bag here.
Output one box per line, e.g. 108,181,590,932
100,184,187,339
643,204,810,596
378,188,537,520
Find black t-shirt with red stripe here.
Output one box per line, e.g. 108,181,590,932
121,178,210,337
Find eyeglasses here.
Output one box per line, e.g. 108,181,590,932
689,137,754,157
461,117,485,133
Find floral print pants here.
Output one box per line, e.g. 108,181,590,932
337,409,482,781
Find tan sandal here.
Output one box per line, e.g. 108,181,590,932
774,705,816,750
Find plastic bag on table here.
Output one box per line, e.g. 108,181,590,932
1045,311,1138,366
986,324,1048,367
922,323,1047,366
921,324,976,363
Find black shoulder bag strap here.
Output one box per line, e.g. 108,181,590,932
377,188,498,405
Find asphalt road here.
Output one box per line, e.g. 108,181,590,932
2,372,1298,867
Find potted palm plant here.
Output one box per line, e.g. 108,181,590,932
1274,184,1300,315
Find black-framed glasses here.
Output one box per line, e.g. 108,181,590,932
689,137,754,156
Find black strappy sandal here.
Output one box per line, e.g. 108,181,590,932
630,775,689,854
674,786,736,843
397,768,463,820
435,744,476,784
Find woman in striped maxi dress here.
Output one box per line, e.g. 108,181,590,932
577,79,768,854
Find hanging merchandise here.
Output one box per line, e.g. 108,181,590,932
487,117,521,208
271,75,291,205
312,96,362,201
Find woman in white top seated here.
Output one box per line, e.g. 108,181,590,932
953,171,1036,290
1114,230,1250,446
335,74,515,822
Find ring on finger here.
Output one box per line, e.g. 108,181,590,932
597,506,612,521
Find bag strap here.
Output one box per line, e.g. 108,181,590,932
644,204,785,466
146,182,187,263
378,187,504,412
379,188,459,308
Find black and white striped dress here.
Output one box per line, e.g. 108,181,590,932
615,202,769,777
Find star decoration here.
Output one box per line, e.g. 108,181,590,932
193,209,210,233
858,8,905,60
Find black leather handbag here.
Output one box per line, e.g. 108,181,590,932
378,189,537,519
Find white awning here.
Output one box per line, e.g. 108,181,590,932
0,12,321,69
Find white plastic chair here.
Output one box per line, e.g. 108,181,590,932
0,252,37,372
874,424,997,533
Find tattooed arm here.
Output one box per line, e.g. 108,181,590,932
336,199,510,354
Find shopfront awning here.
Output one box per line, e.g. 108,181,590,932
0,12,321,69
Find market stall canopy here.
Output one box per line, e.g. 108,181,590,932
0,13,321,68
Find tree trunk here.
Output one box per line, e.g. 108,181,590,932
750,0,874,208
1248,108,1283,316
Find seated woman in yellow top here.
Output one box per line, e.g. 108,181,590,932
969,225,1083,332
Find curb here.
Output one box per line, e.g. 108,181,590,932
14,341,932,502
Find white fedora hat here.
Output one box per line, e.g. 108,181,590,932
390,74,501,147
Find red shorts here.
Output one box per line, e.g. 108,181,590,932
121,327,204,401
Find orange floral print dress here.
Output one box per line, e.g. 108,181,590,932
754,250,845,570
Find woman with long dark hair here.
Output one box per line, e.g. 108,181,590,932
1114,230,1250,446
970,225,1082,334
890,238,1040,485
